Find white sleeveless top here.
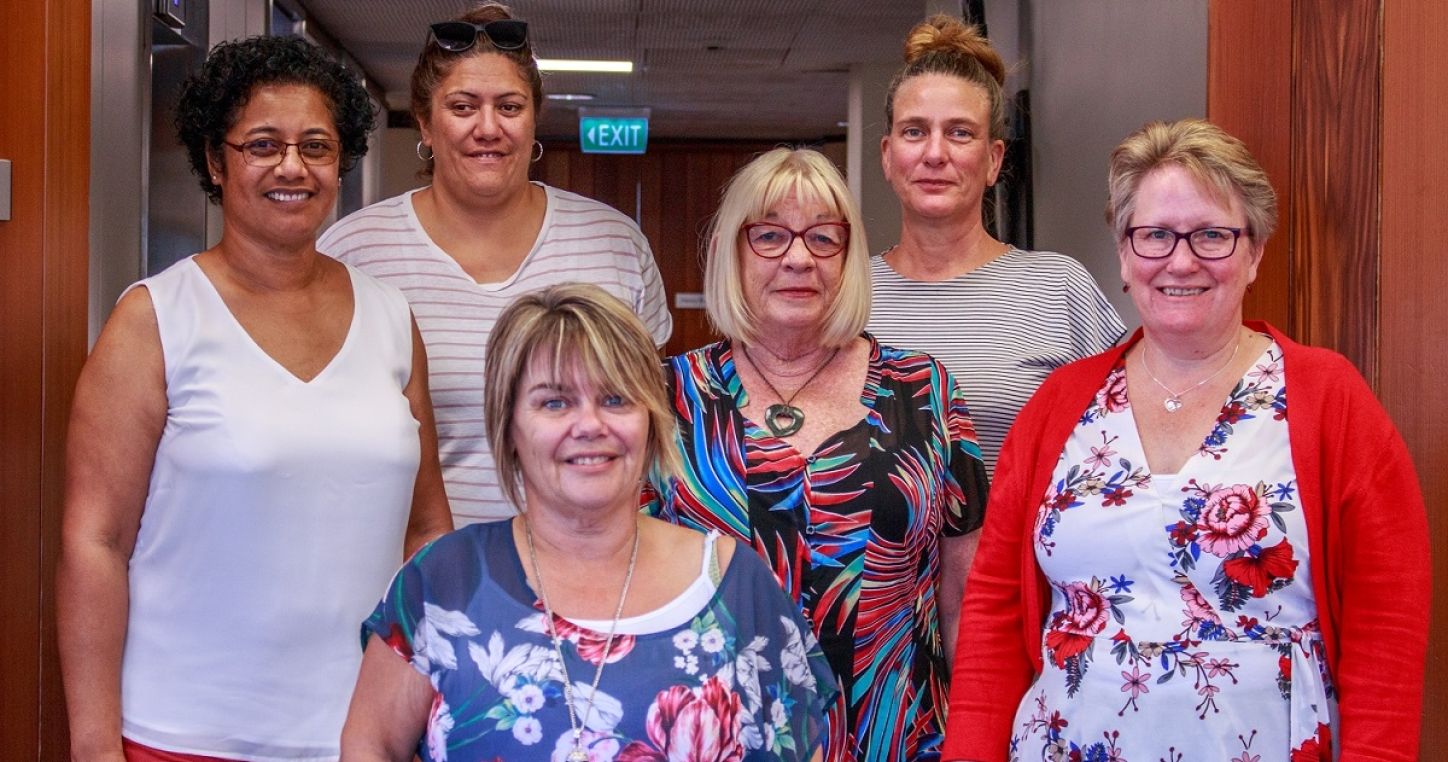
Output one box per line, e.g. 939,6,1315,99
120,256,421,761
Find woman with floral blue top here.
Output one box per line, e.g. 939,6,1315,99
342,284,838,762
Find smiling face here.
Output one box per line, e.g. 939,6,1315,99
739,192,848,339
881,73,1004,222
208,83,340,249
419,52,536,203
1119,164,1262,342
509,356,651,518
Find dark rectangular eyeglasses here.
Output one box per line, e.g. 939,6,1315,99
1125,226,1243,260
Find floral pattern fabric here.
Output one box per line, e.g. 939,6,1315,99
647,336,990,762
1013,339,1336,761
363,521,837,762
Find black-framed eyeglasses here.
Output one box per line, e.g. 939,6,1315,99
428,20,529,53
1125,226,1243,260
743,221,849,258
222,138,340,167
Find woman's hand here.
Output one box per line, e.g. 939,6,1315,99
57,287,167,758
340,636,435,761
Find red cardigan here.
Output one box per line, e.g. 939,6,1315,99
942,322,1430,762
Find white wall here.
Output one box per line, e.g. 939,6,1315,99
1028,0,1208,328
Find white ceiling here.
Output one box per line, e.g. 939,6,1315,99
296,0,936,140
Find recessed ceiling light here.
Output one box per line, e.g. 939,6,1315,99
547,93,597,102
537,59,634,74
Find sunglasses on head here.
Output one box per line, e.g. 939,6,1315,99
429,19,529,53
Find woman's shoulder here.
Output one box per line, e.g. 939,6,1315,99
993,248,1105,289
337,258,410,312
664,340,728,376
869,334,955,381
317,191,420,256
542,184,643,232
408,522,502,580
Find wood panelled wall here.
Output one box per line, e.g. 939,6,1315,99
1210,0,1448,752
532,141,784,356
0,0,90,756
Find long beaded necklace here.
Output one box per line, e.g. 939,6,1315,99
741,344,840,437
1140,337,1241,413
522,516,639,762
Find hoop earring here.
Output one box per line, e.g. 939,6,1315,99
416,140,434,162
531,141,544,163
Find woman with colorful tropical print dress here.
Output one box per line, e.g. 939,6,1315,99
942,120,1430,762
342,285,836,761
647,147,990,762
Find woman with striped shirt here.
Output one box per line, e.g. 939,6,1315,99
868,15,1123,476
319,3,671,526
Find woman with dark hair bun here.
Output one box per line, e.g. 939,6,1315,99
319,2,672,528
869,15,1125,479
57,35,451,761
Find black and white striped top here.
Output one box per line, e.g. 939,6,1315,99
867,248,1125,476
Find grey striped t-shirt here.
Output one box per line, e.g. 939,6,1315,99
319,184,672,526
868,248,1125,476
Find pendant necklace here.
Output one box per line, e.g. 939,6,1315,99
741,344,840,437
1140,336,1241,413
522,516,639,762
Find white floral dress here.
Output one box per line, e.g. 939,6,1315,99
1010,339,1336,762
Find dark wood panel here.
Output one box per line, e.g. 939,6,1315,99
1289,0,1381,381
0,0,90,756
40,0,91,755
1380,2,1448,753
1206,0,1293,331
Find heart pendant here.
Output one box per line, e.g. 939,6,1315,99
764,403,805,437
1163,396,1184,413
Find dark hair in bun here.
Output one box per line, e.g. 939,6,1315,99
884,14,1006,140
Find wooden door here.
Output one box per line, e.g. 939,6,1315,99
0,0,91,756
1210,0,1448,752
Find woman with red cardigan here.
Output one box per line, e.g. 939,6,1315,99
943,119,1429,762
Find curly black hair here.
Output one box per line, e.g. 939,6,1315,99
175,35,377,203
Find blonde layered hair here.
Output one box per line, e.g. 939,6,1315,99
1106,119,1278,244
483,284,679,512
703,147,871,349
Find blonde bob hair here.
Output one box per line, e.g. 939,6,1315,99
1106,119,1278,245
482,283,680,512
703,147,871,349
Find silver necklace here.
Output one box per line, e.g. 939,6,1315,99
522,516,639,762
1140,337,1241,413
741,344,839,437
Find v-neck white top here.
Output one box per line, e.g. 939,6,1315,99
120,256,420,761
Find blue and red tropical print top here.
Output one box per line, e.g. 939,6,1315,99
362,521,838,762
647,335,990,762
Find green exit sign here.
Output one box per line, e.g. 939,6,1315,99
579,116,649,155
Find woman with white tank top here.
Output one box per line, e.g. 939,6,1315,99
56,37,451,762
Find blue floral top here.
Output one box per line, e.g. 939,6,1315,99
363,521,839,761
